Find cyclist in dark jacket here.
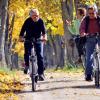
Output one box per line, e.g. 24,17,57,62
19,8,47,81
80,6,100,81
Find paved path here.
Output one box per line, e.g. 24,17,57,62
17,72,100,100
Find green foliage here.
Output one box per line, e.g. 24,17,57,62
62,66,84,73
46,66,84,73
80,0,96,5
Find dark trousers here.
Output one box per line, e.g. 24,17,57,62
24,41,44,75
74,36,86,57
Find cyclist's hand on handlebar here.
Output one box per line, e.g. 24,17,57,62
19,36,24,42
41,34,47,41
80,33,87,37
41,34,47,44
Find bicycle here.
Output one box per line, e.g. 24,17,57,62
68,35,86,68
86,33,100,87
25,38,42,92
92,34,100,87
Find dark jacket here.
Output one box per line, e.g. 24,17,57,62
19,17,46,40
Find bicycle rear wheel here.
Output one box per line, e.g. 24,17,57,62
93,53,100,87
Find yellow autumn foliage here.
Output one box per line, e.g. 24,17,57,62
0,69,24,99
8,0,64,57
80,0,96,5
9,0,98,57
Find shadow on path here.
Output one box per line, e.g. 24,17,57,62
71,84,99,89
22,79,80,86
16,85,70,94
16,80,97,94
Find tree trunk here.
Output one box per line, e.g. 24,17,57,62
0,0,8,67
4,13,9,67
61,0,78,66
11,39,18,70
0,0,2,63
4,13,15,69
43,34,65,69
54,35,65,69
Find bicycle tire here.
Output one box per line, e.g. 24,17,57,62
31,76,36,91
95,70,99,87
31,58,38,92
93,54,100,87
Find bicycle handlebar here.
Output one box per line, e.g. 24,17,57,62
85,33,100,39
24,38,45,43
85,32,100,37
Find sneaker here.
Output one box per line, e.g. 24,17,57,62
24,66,29,74
85,74,93,81
30,74,38,83
38,74,45,81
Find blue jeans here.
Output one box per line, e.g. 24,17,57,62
24,40,44,75
85,36,100,75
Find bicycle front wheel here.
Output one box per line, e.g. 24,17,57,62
31,58,38,92
93,54,100,87
31,76,36,91
31,75,38,91
94,70,99,87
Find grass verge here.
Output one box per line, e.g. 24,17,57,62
45,66,84,74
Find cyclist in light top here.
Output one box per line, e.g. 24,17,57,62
66,7,86,63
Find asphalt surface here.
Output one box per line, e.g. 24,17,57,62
17,72,100,100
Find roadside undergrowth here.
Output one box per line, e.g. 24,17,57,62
0,68,24,100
